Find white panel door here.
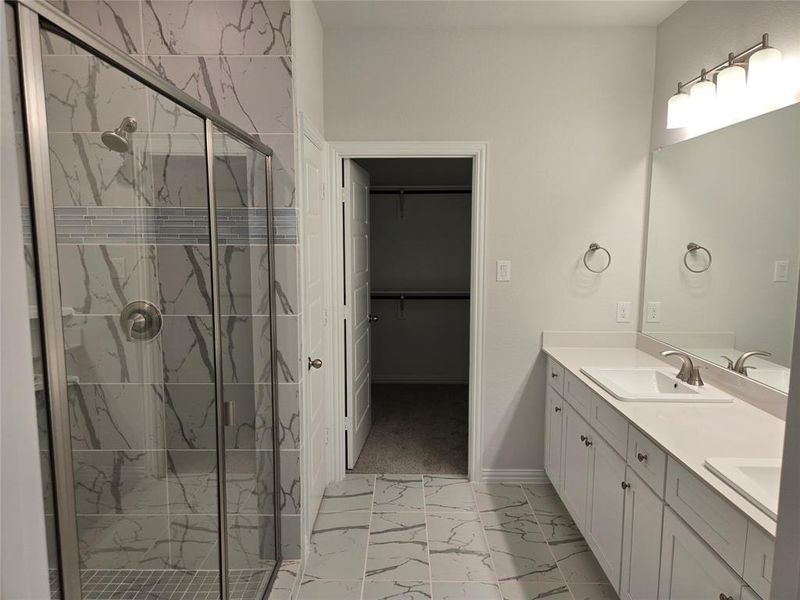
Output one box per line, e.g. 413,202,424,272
344,160,372,468
301,127,328,531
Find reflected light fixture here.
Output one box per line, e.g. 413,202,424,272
665,33,782,130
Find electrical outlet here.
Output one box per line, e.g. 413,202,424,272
616,301,632,323
646,301,661,323
496,260,511,282
774,260,790,283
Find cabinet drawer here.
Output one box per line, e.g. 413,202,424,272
665,459,748,573
627,427,667,498
548,357,565,396
743,523,773,600
564,371,593,421
589,395,628,456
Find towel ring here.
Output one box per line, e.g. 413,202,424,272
583,242,611,273
684,242,712,273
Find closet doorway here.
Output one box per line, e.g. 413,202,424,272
339,155,478,475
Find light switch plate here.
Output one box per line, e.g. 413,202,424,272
774,260,789,283
616,301,632,323
496,260,511,282
646,301,661,323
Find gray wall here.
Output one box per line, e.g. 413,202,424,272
324,26,656,474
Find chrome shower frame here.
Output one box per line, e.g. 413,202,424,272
9,1,281,598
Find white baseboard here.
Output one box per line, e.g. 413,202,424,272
480,468,549,484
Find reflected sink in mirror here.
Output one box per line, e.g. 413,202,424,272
580,367,733,403
705,457,781,520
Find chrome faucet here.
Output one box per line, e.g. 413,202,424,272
721,350,772,376
661,350,704,386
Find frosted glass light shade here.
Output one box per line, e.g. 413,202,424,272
748,46,782,90
716,65,747,101
666,92,691,129
690,79,716,107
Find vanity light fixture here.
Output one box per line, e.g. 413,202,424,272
666,33,782,130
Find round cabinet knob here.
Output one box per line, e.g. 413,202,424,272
551,372,558,379
554,406,562,413
621,481,631,490
308,357,323,370
368,314,380,323
719,595,734,600
637,452,648,463
584,438,593,447
580,435,587,442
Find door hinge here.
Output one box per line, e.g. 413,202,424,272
344,416,352,431
343,305,352,320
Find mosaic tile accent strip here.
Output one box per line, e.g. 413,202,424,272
22,207,297,245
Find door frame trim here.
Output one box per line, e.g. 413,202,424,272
326,141,489,482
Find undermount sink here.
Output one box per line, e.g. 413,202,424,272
705,457,781,520
580,367,733,403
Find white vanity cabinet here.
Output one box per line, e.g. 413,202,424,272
585,435,627,587
659,508,744,600
542,355,775,600
544,386,564,490
561,402,592,529
620,468,663,600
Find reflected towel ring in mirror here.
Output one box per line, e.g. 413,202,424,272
583,242,611,273
684,242,712,273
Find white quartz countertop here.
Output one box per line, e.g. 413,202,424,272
543,345,784,537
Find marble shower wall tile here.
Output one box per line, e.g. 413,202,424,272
147,133,208,203
146,55,292,134
156,244,213,315
69,383,164,450
49,133,146,207
225,449,275,515
73,450,167,514
218,244,271,316
168,514,218,569
273,243,298,315
274,383,300,450
42,54,148,133
166,449,217,514
64,315,163,384
161,315,215,383
279,449,300,515
58,244,157,314
226,514,278,569
259,134,294,208
164,383,216,448
44,1,144,55
281,513,301,560
77,514,169,569
142,0,291,56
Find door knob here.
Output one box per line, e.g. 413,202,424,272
368,314,379,323
308,357,323,370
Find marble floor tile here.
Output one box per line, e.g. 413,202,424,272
548,539,607,584
366,513,428,581
297,578,362,600
303,511,371,580
319,474,375,513
426,512,495,582
499,580,573,600
362,580,432,600
423,476,476,512
431,581,503,600
473,484,530,514
522,484,572,519
373,475,424,512
568,583,618,600
480,510,563,583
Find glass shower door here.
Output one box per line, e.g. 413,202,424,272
210,128,279,597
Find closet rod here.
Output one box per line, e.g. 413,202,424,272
371,291,470,300
370,188,472,195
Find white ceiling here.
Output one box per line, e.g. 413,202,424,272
314,0,687,30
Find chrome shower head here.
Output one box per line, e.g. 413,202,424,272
101,116,137,152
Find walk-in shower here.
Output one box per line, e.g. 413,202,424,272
8,1,282,598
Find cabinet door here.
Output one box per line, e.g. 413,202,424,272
545,386,564,490
586,435,627,590
659,508,744,600
620,468,664,600
562,403,591,530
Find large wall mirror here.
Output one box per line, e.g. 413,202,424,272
642,103,800,394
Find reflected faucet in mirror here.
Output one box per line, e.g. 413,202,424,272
661,350,704,386
721,351,773,376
